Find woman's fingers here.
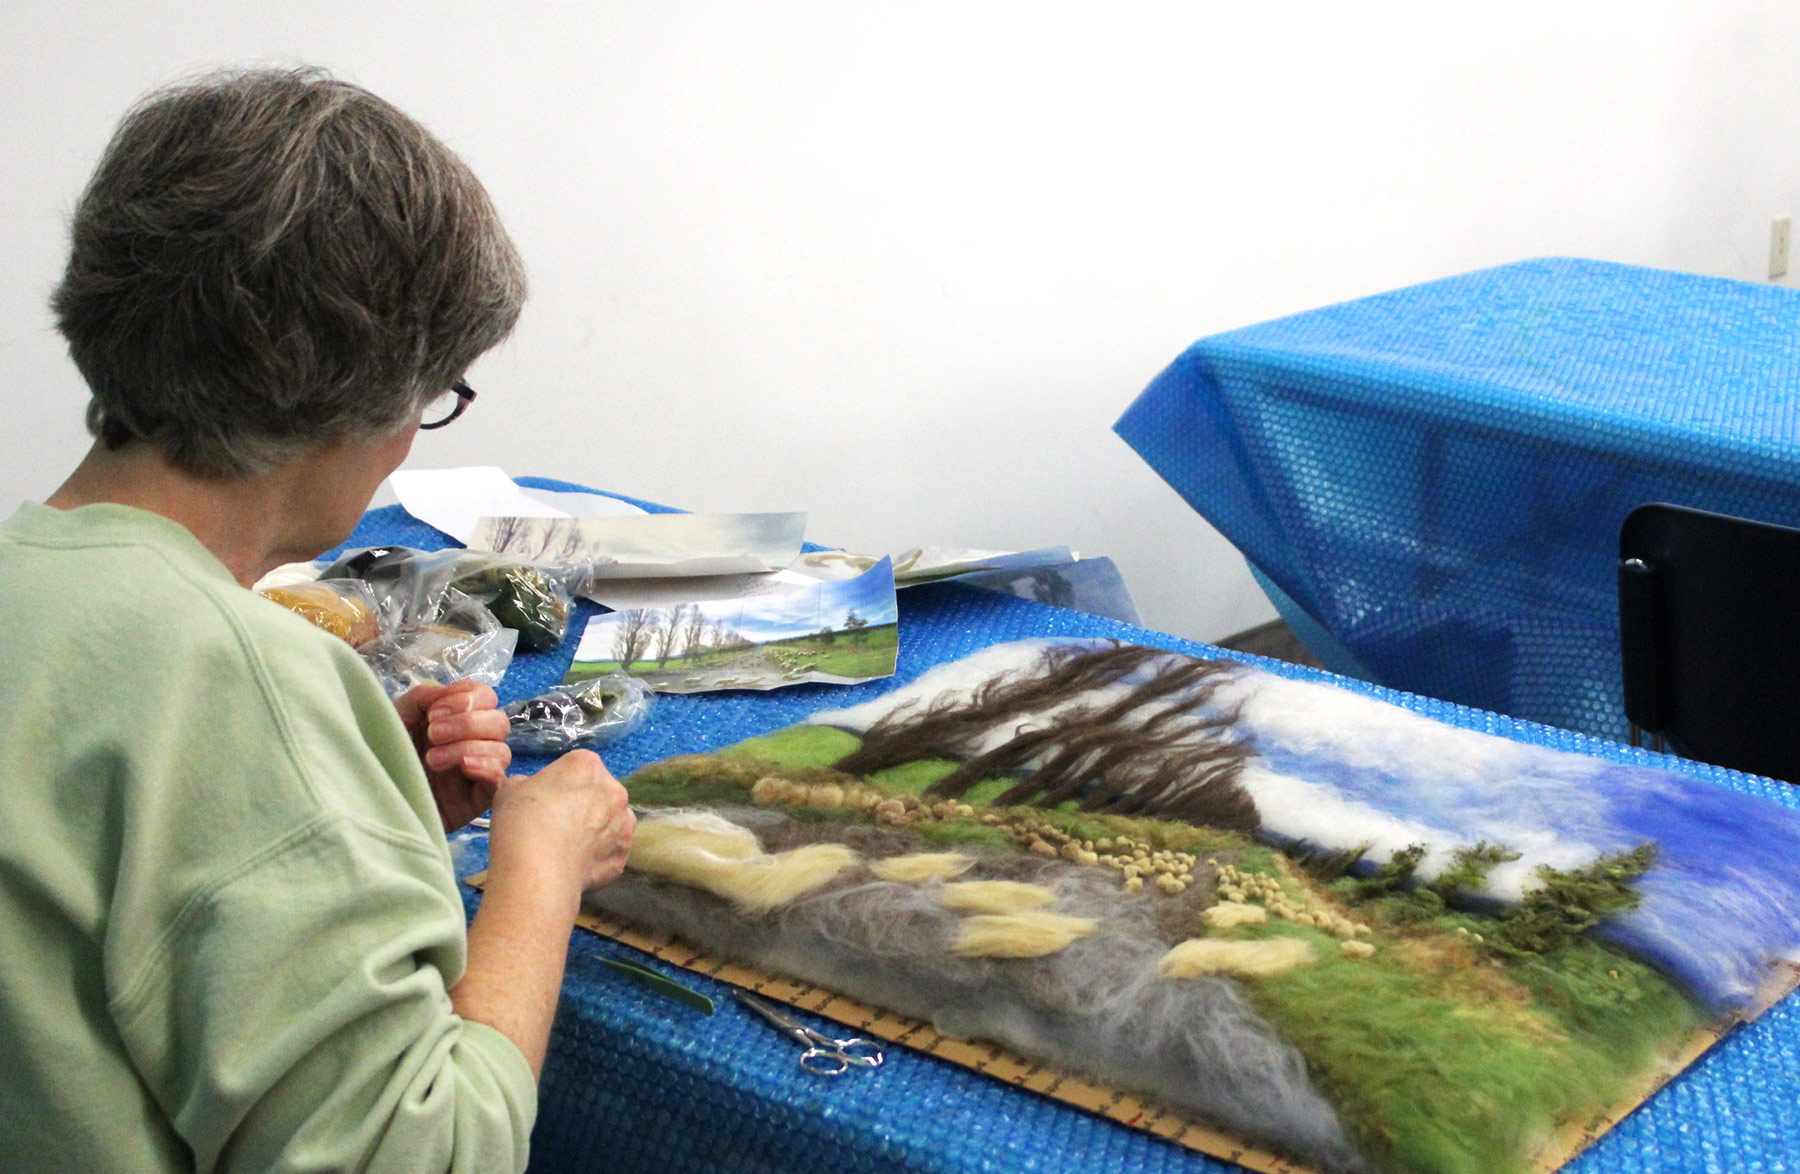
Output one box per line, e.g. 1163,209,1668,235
425,739,513,781
427,704,511,747
427,680,499,720
486,751,635,893
393,681,454,731
397,679,501,742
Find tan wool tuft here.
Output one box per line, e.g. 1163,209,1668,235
938,880,1058,914
1158,937,1315,980
626,813,858,913
704,844,861,913
1201,901,1269,929
951,911,1098,958
869,853,976,885
628,811,762,864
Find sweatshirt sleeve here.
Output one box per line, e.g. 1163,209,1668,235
100,587,538,1173
108,818,537,1174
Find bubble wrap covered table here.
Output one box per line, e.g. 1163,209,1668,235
1115,258,1800,741
338,477,1800,1174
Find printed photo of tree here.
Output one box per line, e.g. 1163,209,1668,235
566,559,899,692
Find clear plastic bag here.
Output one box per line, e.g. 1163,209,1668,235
320,546,454,631
322,546,581,652
359,588,519,698
441,553,578,652
258,578,385,648
504,673,652,754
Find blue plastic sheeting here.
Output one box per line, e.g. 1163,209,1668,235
1114,258,1800,741
345,477,1800,1173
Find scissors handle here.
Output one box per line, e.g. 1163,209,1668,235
829,1037,885,1068
736,992,886,1075
800,1047,851,1076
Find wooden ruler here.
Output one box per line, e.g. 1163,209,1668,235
464,873,1798,1174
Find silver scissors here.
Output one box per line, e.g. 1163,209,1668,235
735,992,885,1076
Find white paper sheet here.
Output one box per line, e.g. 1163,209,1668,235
581,568,823,611
515,486,646,519
389,467,569,542
467,511,808,578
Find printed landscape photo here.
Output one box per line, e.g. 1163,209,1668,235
568,558,898,692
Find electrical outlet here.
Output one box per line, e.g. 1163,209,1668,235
1772,216,1791,279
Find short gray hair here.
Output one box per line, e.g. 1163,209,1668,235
53,68,527,478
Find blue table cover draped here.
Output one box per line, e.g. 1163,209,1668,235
1115,257,1800,741
334,476,1800,1173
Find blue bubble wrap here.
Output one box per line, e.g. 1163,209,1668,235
350,478,1800,1173
1114,258,1800,743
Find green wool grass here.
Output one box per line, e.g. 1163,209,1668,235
1234,917,1699,1174
626,732,1707,1174
721,725,861,767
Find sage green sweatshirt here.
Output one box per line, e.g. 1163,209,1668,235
0,502,535,1172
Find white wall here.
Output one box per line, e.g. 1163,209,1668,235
6,2,1800,644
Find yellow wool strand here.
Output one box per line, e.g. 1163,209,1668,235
629,811,762,863
627,812,858,913
1201,901,1269,929
951,911,1098,958
938,880,1058,914
869,852,976,885
1158,937,1315,980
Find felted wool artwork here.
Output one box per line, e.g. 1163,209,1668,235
591,638,1800,1174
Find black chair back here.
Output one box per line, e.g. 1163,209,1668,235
1619,502,1800,783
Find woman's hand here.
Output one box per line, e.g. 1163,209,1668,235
393,680,513,833
486,750,636,896
453,750,635,1075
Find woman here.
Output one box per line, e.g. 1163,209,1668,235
0,69,634,1171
